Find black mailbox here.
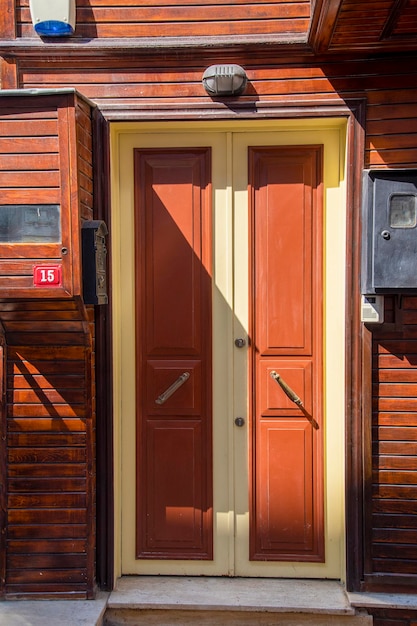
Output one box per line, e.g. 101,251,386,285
362,170,417,293
82,220,108,305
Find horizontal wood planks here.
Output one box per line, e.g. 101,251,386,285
0,92,93,299
2,300,95,598
16,0,310,39
366,296,417,590
0,107,59,205
15,53,417,169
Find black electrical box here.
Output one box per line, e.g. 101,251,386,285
82,220,108,305
362,170,417,293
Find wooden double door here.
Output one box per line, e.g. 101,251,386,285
116,124,346,578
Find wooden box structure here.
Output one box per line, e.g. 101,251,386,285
0,90,97,598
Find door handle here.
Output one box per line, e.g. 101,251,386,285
270,371,303,406
155,372,190,405
269,370,319,430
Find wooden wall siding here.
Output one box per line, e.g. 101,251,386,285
15,54,417,169
15,0,310,40
2,300,95,598
367,608,417,626
365,296,417,591
0,326,7,593
0,92,97,597
0,107,60,205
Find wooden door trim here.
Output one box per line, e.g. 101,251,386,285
108,104,366,587
93,111,115,591
344,101,367,591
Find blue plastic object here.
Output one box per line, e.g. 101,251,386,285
34,20,74,36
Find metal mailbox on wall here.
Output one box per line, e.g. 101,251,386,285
362,169,417,294
82,220,108,305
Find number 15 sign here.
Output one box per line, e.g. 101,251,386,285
33,264,62,287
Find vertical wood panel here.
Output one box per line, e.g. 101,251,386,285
135,148,212,560
250,146,324,562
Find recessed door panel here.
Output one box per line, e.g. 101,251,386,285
135,148,213,560
255,420,314,557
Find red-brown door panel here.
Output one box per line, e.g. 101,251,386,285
137,420,211,559
146,360,202,416
258,360,313,416
253,421,315,558
249,146,324,562
135,147,213,560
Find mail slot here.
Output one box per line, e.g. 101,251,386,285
82,220,108,305
362,169,417,293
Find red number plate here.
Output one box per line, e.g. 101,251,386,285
33,264,62,287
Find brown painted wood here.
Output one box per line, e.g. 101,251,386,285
249,146,324,562
0,91,95,301
0,0,16,39
3,300,96,598
361,293,417,591
16,0,310,40
309,0,343,52
342,99,366,593
0,328,6,598
135,148,213,560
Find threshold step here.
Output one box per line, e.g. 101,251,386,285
104,577,371,625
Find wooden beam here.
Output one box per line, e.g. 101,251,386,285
381,0,407,39
308,0,344,53
0,57,18,89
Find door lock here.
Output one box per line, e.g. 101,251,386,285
234,338,246,348
234,417,245,427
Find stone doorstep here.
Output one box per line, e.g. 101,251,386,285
107,577,356,616
4,580,417,626
104,578,372,626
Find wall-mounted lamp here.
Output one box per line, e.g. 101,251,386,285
202,65,247,97
29,0,76,37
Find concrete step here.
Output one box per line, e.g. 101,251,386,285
104,577,372,626
0,591,109,626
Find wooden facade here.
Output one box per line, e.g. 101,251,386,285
0,1,416,618
0,90,97,598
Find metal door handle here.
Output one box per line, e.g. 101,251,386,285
155,372,190,405
270,371,303,407
269,370,319,430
